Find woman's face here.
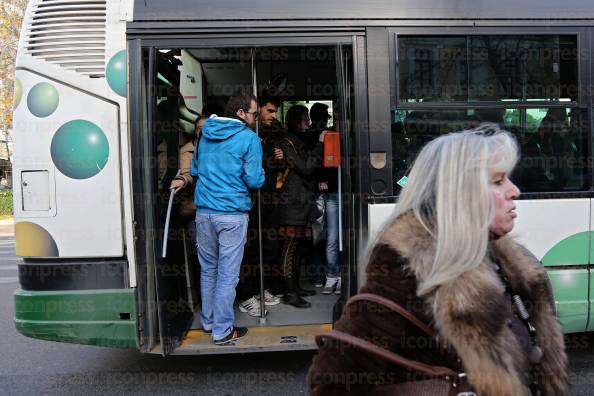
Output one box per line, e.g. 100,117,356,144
489,170,521,236
195,118,206,139
298,114,311,132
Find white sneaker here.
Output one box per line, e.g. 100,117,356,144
322,276,340,295
334,278,342,295
256,289,281,306
239,296,268,317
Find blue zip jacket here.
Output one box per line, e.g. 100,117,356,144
190,117,265,214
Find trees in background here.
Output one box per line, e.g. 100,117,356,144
0,0,27,185
1,0,27,132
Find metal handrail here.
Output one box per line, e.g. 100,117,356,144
162,170,179,258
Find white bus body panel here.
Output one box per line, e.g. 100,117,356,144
367,200,589,261
13,70,123,257
14,0,137,286
512,199,589,260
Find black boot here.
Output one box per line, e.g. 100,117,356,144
282,278,311,308
293,244,316,297
295,283,316,297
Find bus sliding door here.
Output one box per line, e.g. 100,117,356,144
146,47,195,355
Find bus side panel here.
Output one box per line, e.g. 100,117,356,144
14,0,137,285
12,70,123,258
14,288,137,348
504,199,589,333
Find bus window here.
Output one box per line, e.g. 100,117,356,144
398,35,578,103
515,108,589,193
390,107,589,194
398,36,467,103
469,35,578,102
394,33,583,193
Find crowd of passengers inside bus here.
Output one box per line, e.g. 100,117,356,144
167,93,342,343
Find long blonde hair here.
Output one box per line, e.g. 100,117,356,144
393,124,519,296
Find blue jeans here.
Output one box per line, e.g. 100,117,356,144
196,213,248,340
324,193,340,277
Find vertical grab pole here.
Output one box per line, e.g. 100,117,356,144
252,48,267,324
338,167,343,252
335,44,346,253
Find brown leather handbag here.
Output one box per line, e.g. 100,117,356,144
315,293,476,396
274,137,298,190
178,191,196,218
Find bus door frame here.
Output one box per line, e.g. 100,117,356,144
129,44,197,355
128,33,368,355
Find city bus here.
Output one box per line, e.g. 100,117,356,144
11,0,594,355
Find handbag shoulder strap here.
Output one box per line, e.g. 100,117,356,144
316,330,457,377
346,293,436,338
280,137,298,154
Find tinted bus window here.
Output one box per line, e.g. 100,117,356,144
391,108,589,193
515,108,588,193
398,35,578,103
398,36,467,102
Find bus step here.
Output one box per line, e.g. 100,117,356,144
158,323,331,355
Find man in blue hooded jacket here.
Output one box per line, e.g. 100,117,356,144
190,94,265,345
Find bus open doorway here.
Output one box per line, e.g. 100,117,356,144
140,44,354,355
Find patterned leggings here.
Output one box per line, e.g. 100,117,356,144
280,237,299,279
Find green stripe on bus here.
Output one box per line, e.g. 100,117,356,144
14,289,137,349
547,269,589,333
541,231,590,267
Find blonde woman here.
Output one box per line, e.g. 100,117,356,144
307,126,568,395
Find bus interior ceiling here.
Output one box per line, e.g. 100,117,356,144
153,46,348,335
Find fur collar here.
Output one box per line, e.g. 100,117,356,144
377,212,568,396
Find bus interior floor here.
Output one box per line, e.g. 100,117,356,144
190,284,339,329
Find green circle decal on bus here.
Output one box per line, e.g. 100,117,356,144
51,120,109,179
27,82,59,117
13,79,22,109
106,50,127,97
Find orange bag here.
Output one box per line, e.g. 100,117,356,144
323,131,341,168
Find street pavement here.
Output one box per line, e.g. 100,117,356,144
0,222,312,396
1,222,594,395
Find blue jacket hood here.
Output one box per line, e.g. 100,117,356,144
201,117,248,140
190,115,265,214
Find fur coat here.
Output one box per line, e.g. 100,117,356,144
307,212,568,396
